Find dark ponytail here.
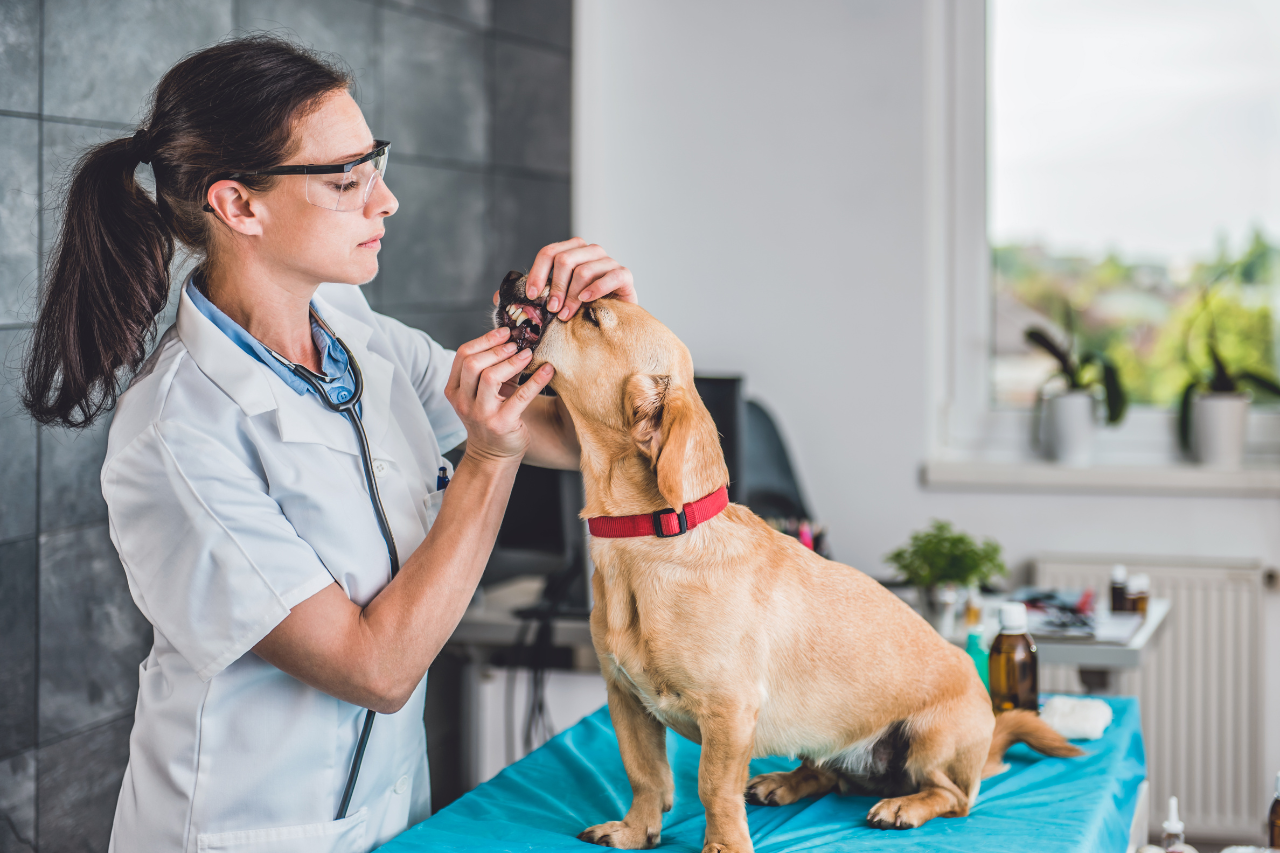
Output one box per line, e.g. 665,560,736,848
23,35,351,427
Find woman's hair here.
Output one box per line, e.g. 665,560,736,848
22,34,351,427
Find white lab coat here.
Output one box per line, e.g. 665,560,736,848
102,283,467,853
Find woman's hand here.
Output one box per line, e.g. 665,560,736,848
521,237,637,321
444,326,555,463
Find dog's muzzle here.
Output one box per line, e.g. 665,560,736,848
494,270,550,353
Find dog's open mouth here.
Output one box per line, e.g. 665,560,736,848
494,270,550,353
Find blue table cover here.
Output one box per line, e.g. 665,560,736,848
380,696,1145,853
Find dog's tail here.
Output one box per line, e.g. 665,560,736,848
982,709,1084,778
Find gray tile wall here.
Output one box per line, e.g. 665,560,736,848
0,1,570,849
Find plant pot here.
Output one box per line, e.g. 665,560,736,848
1045,390,1095,467
1192,392,1249,469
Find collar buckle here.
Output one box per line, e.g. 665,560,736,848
652,507,688,537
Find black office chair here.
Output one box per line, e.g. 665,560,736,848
741,399,810,520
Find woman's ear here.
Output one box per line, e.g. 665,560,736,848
625,373,707,510
206,180,262,235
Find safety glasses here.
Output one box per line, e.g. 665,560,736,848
218,140,390,212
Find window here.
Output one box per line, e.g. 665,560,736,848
990,0,1280,410
927,0,1280,465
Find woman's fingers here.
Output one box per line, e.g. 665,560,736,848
499,364,555,419
449,326,510,390
579,266,637,305
527,238,589,302
455,325,510,361
559,259,634,320
543,243,608,314
476,349,534,403
455,340,520,401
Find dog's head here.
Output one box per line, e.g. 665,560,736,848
495,270,728,511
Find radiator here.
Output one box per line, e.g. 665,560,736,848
1034,555,1265,843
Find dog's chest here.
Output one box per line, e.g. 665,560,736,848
604,651,695,729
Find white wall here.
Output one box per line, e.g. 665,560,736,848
574,0,1279,822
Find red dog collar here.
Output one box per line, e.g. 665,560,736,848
587,485,729,539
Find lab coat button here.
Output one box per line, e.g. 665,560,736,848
373,460,388,477
394,774,410,795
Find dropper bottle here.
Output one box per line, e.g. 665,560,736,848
1152,795,1200,852
1269,769,1280,849
988,602,1038,714
1110,564,1129,612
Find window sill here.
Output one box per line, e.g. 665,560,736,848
922,459,1280,498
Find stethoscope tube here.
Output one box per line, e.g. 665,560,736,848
265,314,401,821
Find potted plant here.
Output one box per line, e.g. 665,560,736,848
1024,317,1127,466
1178,341,1280,469
885,520,1007,626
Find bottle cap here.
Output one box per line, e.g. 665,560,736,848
1111,564,1127,583
1162,795,1184,835
1127,573,1150,594
999,602,1028,634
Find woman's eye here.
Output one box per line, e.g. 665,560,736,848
328,175,360,194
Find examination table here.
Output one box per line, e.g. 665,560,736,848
380,696,1146,853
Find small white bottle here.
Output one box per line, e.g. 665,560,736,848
1159,795,1197,852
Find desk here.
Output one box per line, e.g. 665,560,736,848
382,697,1147,853
944,598,1170,693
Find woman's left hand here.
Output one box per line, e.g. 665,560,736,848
511,237,637,321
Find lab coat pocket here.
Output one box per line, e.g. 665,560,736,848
422,488,446,532
195,808,367,852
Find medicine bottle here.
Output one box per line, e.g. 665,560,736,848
1126,573,1150,617
1160,795,1186,851
988,602,1038,714
1270,770,1280,849
1110,564,1129,612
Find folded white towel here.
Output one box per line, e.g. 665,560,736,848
1039,695,1113,740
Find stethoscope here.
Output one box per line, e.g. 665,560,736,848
263,309,432,821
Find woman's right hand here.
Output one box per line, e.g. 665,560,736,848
444,326,555,463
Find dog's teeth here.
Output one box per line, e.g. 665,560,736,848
506,304,520,318
515,310,528,325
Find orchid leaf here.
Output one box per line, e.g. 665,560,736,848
1208,344,1237,393
1178,381,1197,456
1238,370,1280,398
1099,358,1127,424
1025,327,1077,385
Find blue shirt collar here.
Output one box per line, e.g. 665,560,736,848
184,276,358,409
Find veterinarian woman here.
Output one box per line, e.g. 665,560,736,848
21,36,634,853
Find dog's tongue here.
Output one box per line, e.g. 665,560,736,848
521,304,543,327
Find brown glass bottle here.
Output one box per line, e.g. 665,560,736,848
988,602,1039,714
1110,564,1129,612
1269,770,1279,849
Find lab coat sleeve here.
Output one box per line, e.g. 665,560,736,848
373,313,467,453
103,420,337,682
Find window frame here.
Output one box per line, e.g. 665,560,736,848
925,0,1280,466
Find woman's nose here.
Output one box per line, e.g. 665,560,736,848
368,174,398,218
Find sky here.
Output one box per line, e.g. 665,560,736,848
990,0,1280,267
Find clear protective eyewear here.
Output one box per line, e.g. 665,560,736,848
216,140,390,212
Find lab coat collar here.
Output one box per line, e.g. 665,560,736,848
176,287,395,456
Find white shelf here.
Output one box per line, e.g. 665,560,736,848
946,599,1171,669
922,459,1280,498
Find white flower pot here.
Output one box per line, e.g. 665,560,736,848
1192,393,1249,469
1046,390,1095,467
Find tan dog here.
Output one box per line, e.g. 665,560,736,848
494,273,1081,853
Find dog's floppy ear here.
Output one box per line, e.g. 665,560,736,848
625,374,704,510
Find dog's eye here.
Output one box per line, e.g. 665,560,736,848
583,306,600,327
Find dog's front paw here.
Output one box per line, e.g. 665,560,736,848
577,821,660,849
